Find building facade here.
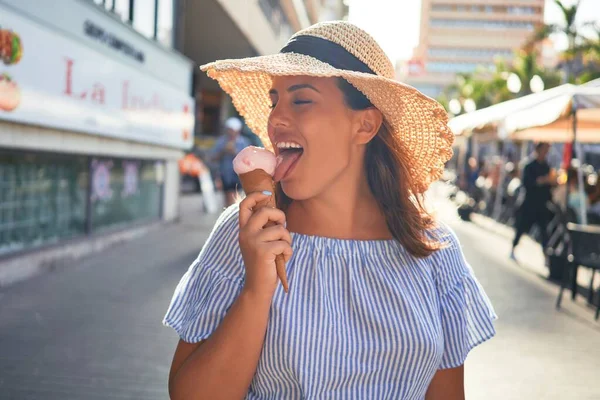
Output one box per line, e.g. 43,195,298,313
0,0,194,270
176,0,348,140
0,0,348,282
399,0,545,99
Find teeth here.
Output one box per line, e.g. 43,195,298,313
277,142,303,149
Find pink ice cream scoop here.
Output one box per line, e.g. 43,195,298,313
233,146,278,176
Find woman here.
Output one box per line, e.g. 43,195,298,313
164,21,496,399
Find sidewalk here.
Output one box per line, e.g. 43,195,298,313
1,187,598,399
0,196,222,400
446,212,600,399
470,208,599,297
431,182,599,297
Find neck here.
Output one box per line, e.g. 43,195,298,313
286,159,392,240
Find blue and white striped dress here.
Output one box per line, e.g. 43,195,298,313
164,204,497,399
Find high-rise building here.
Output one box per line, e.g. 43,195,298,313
399,0,546,99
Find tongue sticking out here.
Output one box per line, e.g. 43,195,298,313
274,149,302,182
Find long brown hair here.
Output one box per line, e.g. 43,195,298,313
276,78,441,258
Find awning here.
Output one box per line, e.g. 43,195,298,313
448,81,600,144
505,86,600,143
448,84,580,137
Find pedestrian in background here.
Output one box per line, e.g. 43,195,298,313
511,142,556,261
210,117,251,207
588,181,600,223
165,21,496,399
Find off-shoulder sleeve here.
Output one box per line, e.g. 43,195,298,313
431,223,498,369
163,204,244,343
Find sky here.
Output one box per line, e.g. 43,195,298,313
347,0,600,64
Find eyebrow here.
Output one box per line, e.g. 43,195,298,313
269,84,321,96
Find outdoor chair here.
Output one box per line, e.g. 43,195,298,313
556,223,600,320
545,202,577,282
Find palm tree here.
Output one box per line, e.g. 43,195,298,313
525,0,592,83
511,50,562,95
439,52,562,114
568,26,600,83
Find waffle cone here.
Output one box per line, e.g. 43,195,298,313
239,169,289,293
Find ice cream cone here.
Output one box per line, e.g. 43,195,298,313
239,169,289,293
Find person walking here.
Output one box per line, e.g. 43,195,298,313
210,117,251,207
511,142,555,261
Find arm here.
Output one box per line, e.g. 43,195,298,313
168,289,272,400
426,366,465,400
168,192,292,400
429,226,496,400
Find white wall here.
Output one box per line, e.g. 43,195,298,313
0,0,193,92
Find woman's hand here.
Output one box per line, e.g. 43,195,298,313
239,191,293,300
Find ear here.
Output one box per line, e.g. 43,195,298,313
353,107,383,145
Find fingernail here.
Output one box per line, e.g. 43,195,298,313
262,190,272,196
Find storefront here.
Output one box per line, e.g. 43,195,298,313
0,0,194,257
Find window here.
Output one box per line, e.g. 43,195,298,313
91,158,162,231
414,84,444,98
430,19,534,31
157,0,174,47
259,0,292,37
508,6,536,15
92,0,116,12
431,5,453,12
133,0,157,39
0,152,88,255
428,48,514,58
426,62,494,74
114,0,131,22
0,151,164,255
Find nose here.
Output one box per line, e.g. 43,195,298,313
268,101,291,130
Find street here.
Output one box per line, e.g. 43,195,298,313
1,192,599,400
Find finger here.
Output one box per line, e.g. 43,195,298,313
246,207,286,233
282,246,293,263
239,191,272,229
256,225,292,245
262,241,293,261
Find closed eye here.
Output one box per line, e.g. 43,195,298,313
270,100,312,110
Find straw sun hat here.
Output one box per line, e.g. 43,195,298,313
201,21,453,193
